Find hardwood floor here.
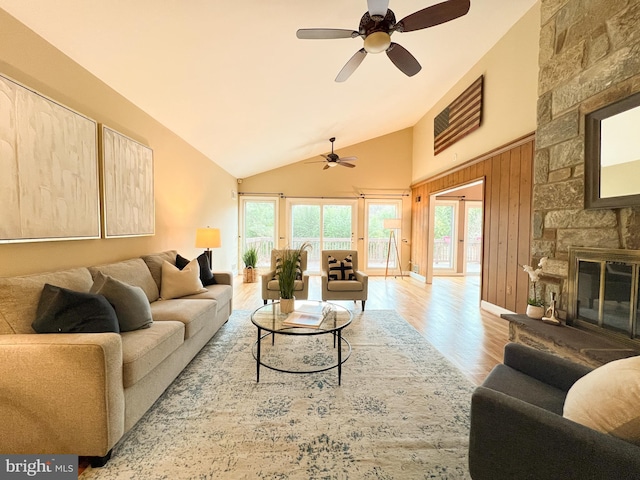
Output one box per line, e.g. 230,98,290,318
233,274,510,385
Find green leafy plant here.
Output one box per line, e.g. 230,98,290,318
278,242,311,300
242,246,258,269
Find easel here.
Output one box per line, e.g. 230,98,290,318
383,218,402,279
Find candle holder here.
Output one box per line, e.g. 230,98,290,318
542,291,561,325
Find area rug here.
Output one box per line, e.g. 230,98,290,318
81,310,474,479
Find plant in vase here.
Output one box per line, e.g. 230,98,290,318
522,257,548,319
277,242,311,314
242,246,258,283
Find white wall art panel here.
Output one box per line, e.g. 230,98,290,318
102,126,154,237
0,74,100,242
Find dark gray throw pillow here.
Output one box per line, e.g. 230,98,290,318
91,272,153,332
32,284,119,334
176,253,216,286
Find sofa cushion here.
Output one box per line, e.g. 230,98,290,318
160,260,207,300
181,284,233,313
326,280,364,292
176,253,216,286
483,364,567,415
32,284,120,334
0,267,93,334
90,272,153,332
564,355,640,446
89,258,160,303
120,320,185,388
150,299,217,339
140,250,178,292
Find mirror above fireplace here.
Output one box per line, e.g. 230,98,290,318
585,91,640,209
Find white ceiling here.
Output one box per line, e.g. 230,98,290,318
0,0,537,178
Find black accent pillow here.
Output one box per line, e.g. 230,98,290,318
32,284,120,334
176,253,216,286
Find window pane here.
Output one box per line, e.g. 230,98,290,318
367,203,398,269
323,205,352,250
434,204,455,270
244,201,275,267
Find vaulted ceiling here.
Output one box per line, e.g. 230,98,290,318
0,0,537,178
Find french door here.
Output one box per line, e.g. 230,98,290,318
239,197,278,268
364,199,402,274
287,199,357,273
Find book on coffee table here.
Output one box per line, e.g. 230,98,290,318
282,312,325,328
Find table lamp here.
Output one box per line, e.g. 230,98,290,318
195,227,221,268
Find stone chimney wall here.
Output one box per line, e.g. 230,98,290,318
534,0,640,312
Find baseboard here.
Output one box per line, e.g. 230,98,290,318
409,271,426,282
480,301,514,317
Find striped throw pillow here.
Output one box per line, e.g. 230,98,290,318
273,255,303,280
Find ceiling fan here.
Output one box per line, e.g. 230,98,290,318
307,138,357,170
296,0,470,82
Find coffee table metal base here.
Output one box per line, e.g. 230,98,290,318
253,327,351,385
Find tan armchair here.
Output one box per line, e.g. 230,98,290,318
321,250,368,311
261,249,309,304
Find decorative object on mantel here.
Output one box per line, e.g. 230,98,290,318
542,291,562,325
242,246,258,283
434,75,483,155
522,257,547,319
278,242,312,314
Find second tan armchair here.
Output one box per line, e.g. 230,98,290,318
321,250,368,311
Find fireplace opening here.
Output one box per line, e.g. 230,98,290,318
568,247,640,341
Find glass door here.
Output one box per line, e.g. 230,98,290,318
464,201,483,274
433,200,458,274
364,200,402,274
288,200,356,273
240,197,278,268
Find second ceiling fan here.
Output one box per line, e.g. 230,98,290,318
296,0,471,82
307,138,357,170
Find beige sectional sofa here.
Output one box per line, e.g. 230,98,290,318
0,250,233,465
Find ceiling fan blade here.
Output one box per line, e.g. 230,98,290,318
305,160,327,164
296,28,359,39
338,156,358,162
367,0,389,18
397,0,470,33
339,162,356,168
386,43,422,77
335,48,367,82
323,164,331,170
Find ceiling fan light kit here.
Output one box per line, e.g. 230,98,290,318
296,0,471,82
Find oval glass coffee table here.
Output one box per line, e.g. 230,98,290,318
250,300,353,385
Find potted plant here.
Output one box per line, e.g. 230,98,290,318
242,246,258,283
278,242,311,313
522,257,548,319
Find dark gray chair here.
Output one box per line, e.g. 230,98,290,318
469,343,640,479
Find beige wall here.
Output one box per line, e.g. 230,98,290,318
239,129,413,270
0,10,238,276
412,2,540,183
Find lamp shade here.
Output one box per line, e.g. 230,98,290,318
195,228,221,248
383,218,401,229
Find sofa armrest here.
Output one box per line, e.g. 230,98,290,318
0,333,125,456
355,270,368,288
469,386,640,480
503,342,593,391
212,270,233,286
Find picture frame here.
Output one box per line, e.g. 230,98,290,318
0,74,100,243
101,125,155,237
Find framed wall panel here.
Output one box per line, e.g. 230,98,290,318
101,125,155,237
0,74,100,243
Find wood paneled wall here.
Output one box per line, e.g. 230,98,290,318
411,135,534,313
